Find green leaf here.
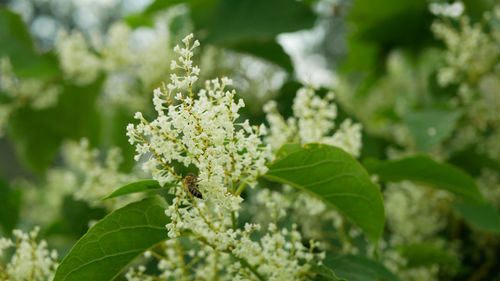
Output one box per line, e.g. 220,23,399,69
0,177,22,235
131,0,315,41
53,196,170,281
454,201,500,235
403,108,461,152
348,0,431,49
399,243,458,268
99,107,137,172
322,255,401,281
205,0,315,44
103,180,177,200
0,9,59,79
311,263,346,281
126,0,312,73
340,37,379,75
8,78,102,174
125,0,216,29
123,12,154,28
62,196,107,237
229,39,294,72
275,143,302,158
366,155,484,204
263,143,385,243
448,148,500,177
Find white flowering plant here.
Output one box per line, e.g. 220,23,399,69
48,33,386,281
1,1,500,281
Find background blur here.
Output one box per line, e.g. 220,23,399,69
1,0,500,280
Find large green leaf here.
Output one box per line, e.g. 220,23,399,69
321,255,401,281
403,108,461,152
103,179,177,200
8,78,102,174
454,201,500,235
204,0,315,44
366,155,484,203
399,243,458,268
0,9,59,79
129,0,315,42
263,143,385,243
126,0,314,72
53,196,170,281
0,177,22,235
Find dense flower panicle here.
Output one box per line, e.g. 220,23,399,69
0,227,58,281
249,185,356,255
127,33,272,212
231,223,324,281
430,6,500,157
432,14,499,89
264,87,362,157
127,223,323,281
125,34,323,281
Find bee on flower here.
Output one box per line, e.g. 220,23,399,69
183,173,203,199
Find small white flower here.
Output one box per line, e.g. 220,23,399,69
264,86,362,157
0,227,58,280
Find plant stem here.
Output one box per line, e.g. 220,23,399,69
235,180,248,196
232,254,266,281
213,251,219,281
231,211,237,230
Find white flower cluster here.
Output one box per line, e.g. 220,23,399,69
380,181,456,280
56,31,101,85
127,239,234,281
0,227,58,281
127,33,272,212
0,57,61,136
431,9,500,90
431,6,500,157
62,139,138,207
127,224,322,281
264,87,362,157
384,181,452,245
231,223,323,281
24,139,137,225
55,12,179,110
125,34,323,281
250,187,347,248
429,1,464,18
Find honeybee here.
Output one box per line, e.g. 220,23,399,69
183,173,203,199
